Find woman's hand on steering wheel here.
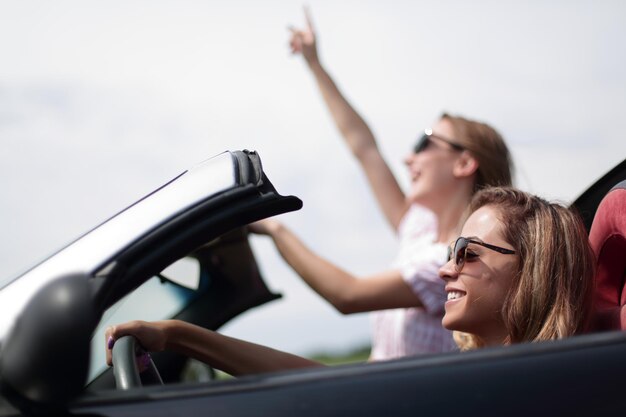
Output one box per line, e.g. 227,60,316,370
105,320,169,367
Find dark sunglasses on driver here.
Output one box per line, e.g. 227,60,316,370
447,236,516,272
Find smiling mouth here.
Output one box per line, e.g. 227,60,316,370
447,291,466,301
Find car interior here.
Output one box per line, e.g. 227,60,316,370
588,180,626,331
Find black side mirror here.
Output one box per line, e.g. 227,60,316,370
0,273,101,411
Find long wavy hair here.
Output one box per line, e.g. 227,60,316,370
454,187,595,350
441,113,514,192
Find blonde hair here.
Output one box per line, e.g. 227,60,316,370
441,113,514,192
454,187,595,351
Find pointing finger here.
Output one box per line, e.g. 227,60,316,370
303,5,315,32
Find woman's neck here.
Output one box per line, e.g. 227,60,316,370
478,332,510,348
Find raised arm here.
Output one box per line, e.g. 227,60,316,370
249,220,423,314
105,320,322,377
290,7,407,230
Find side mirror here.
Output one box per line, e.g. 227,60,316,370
0,273,101,411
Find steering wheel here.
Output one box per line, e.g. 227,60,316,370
111,335,164,389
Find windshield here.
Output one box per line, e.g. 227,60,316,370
0,152,237,341
89,257,204,382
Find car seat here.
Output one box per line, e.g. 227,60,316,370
588,180,626,331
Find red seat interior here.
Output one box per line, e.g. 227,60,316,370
588,181,626,331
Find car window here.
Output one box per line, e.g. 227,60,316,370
159,257,201,290
88,257,202,382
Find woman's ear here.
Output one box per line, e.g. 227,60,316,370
453,152,479,179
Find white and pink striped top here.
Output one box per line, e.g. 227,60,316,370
369,204,457,361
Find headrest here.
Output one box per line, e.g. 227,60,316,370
589,180,626,331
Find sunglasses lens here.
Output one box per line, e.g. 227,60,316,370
454,238,467,270
413,134,430,153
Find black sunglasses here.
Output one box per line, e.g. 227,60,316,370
413,128,465,154
447,237,516,272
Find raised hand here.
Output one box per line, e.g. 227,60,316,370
247,218,281,236
288,6,319,65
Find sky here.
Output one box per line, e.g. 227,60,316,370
1,0,625,357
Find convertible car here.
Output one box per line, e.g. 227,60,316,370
0,150,624,416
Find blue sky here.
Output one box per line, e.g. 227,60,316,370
1,0,625,356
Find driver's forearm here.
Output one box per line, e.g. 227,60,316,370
163,320,322,376
308,60,378,159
